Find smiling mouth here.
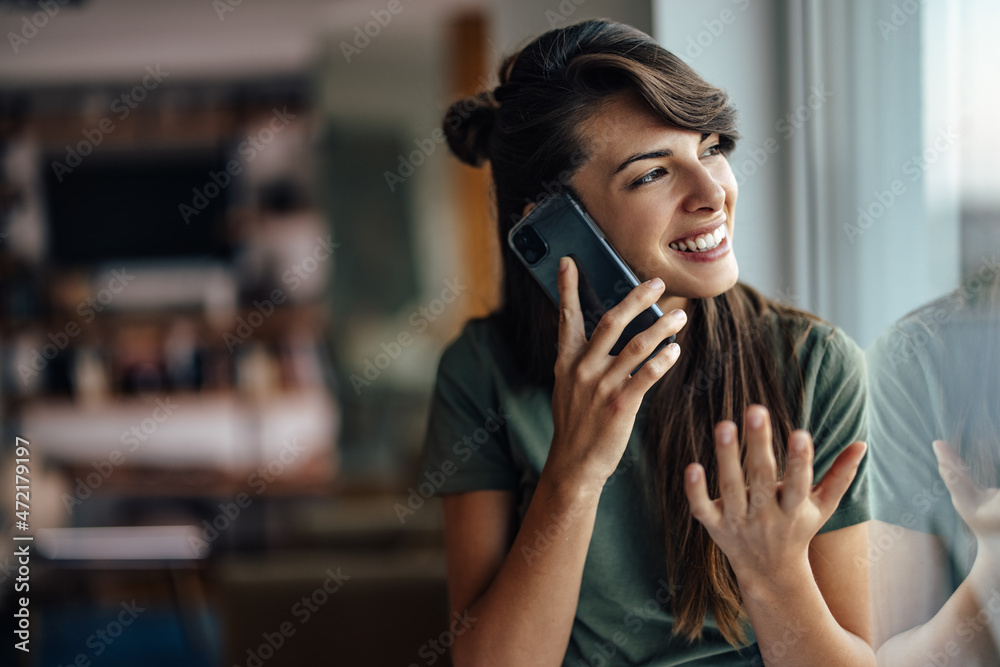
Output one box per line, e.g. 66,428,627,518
668,223,727,253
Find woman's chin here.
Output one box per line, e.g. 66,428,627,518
681,266,739,300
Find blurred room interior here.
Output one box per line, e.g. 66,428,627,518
0,0,997,665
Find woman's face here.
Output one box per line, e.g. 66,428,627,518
569,92,739,314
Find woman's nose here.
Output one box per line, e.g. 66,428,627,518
681,164,726,213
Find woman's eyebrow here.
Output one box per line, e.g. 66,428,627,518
613,149,672,175
612,133,713,175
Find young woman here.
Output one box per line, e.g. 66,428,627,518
422,20,874,666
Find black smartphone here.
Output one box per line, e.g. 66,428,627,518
508,193,674,364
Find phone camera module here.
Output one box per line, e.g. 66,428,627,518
513,227,548,267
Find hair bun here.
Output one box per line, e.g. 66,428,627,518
443,90,498,167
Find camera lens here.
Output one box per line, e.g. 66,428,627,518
513,227,548,266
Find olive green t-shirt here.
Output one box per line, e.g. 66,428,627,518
421,312,870,666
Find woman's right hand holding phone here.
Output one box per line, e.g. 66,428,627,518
544,256,686,495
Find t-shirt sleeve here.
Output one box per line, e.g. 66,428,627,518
805,327,872,534
865,324,948,534
420,324,520,494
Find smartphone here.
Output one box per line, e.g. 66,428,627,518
508,193,674,365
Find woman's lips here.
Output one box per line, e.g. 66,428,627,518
669,234,731,263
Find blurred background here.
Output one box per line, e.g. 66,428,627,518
0,0,996,665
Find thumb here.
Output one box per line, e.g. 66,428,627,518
813,441,867,516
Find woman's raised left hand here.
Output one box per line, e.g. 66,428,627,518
684,404,868,594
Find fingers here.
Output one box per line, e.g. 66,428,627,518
714,421,747,521
555,257,587,367
587,277,666,356
813,441,867,516
745,406,778,506
612,307,688,377
933,440,985,514
685,463,721,527
780,430,814,512
626,339,681,390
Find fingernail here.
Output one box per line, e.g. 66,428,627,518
717,424,733,445
687,466,700,483
649,277,664,290
932,440,945,460
792,433,807,453
748,408,764,429
670,308,687,320
559,257,569,273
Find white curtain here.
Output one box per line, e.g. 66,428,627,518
654,0,962,346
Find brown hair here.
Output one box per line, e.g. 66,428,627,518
442,19,814,646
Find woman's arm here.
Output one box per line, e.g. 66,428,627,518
443,257,686,666
442,484,601,666
738,522,875,667
873,441,1000,666
685,407,876,666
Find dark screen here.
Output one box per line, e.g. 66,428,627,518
43,149,233,265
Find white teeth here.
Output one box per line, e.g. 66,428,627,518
672,223,727,253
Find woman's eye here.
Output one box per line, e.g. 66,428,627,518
629,167,666,189
701,144,722,158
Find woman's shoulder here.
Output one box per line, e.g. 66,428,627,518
437,314,511,376
433,313,530,399
760,300,864,375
